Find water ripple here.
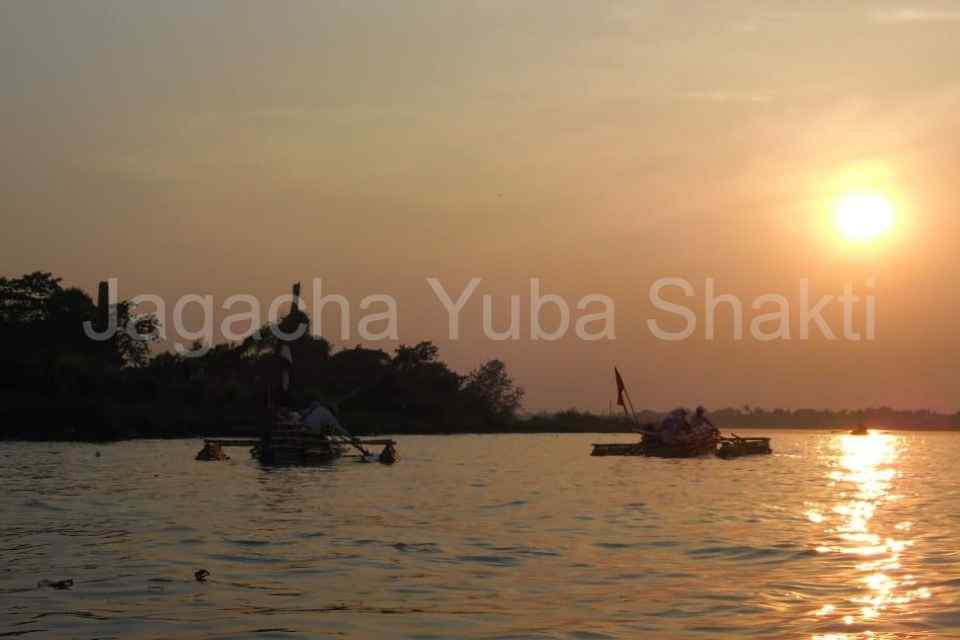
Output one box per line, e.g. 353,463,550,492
1,432,959,638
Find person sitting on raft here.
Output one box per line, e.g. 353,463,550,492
689,405,716,430
689,406,719,437
301,401,343,434
660,408,690,444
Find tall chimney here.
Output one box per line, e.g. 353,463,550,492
291,282,301,315
96,281,109,333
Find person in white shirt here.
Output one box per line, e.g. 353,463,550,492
660,408,689,443
302,401,343,434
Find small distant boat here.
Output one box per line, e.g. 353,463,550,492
850,424,869,436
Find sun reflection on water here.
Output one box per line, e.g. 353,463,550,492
810,433,930,639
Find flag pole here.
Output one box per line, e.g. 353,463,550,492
614,367,640,425
624,386,639,425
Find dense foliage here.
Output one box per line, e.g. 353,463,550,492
519,406,960,432
0,272,526,440
1,272,956,441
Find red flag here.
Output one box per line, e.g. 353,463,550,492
615,367,626,406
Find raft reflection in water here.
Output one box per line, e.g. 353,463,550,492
810,433,931,637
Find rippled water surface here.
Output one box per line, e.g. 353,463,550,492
3,431,960,639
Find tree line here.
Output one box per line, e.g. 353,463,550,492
1,271,956,441
0,272,523,440
520,406,960,432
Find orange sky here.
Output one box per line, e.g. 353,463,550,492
2,1,959,411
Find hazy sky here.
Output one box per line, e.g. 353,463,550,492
2,1,959,411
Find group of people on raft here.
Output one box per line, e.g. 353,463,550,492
277,401,399,464
654,406,719,444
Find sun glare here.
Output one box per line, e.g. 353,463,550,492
836,194,894,242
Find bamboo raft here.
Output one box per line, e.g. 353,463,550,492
194,282,401,467
253,424,347,464
716,436,772,459
598,367,773,460
591,433,772,459
199,432,398,466
591,431,721,458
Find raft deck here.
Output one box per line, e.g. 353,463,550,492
591,442,644,456
591,435,772,459
204,438,397,447
716,437,772,458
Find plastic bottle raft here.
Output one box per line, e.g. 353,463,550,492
591,433,772,459
196,429,398,466
715,436,772,459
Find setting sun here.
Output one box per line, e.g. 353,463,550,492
836,194,895,241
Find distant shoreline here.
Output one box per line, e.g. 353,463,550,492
4,272,957,444
3,423,959,444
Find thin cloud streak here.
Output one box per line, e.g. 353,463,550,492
871,7,960,23
679,91,773,104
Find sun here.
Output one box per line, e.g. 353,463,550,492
836,193,894,241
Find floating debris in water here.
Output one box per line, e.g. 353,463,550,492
37,579,73,590
194,569,210,582
195,442,229,461
379,443,399,465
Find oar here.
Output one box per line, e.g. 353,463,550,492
350,437,373,458
329,426,373,457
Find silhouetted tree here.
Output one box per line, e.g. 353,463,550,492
461,359,524,425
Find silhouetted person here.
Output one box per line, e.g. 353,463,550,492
690,406,718,436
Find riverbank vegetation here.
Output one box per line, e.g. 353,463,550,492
1,272,957,441
1,272,526,440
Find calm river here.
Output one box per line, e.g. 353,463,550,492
3,431,960,639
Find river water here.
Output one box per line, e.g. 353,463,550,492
2,431,960,639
